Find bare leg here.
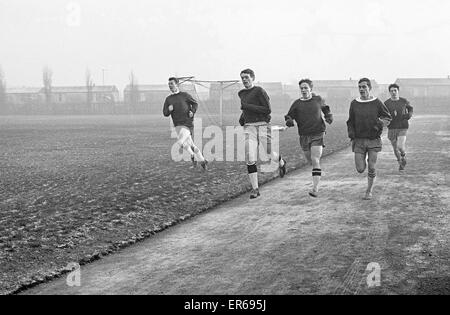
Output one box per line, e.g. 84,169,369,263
397,136,407,156
181,142,194,156
398,136,407,170
177,128,195,157
246,126,259,194
261,126,285,169
304,150,312,165
365,150,378,199
354,152,367,174
390,139,401,164
186,136,205,162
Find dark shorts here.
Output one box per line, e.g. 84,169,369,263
388,129,407,142
352,138,382,154
299,133,325,152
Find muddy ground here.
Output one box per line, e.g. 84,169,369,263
22,115,449,295
0,114,349,294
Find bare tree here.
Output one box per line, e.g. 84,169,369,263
0,66,6,114
42,66,53,113
129,71,140,112
86,68,94,113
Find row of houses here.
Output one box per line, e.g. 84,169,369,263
2,78,450,115
6,86,120,105
3,86,120,114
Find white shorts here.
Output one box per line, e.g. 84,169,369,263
244,123,273,163
175,126,195,149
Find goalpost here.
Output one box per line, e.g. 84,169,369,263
179,77,240,126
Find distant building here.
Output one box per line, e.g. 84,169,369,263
124,84,168,104
283,84,300,100
394,78,450,113
378,84,391,101
315,80,360,99
6,87,43,105
395,78,450,98
51,85,120,104
5,87,43,113
5,85,119,114
208,82,242,101
257,82,284,96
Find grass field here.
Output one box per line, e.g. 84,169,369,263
0,114,350,294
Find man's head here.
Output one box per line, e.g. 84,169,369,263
389,83,400,100
358,78,372,99
299,79,313,99
240,69,255,89
168,77,180,93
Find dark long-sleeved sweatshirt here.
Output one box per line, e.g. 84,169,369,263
238,86,271,124
163,92,198,128
285,95,332,136
347,98,392,140
384,98,413,130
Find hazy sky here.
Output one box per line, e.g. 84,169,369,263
1,0,450,89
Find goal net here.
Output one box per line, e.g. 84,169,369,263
180,80,242,127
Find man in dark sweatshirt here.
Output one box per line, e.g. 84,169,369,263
238,68,286,199
163,77,207,170
347,78,392,200
384,83,413,171
284,78,333,198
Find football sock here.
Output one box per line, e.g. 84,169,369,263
192,145,205,162
247,163,258,190
183,143,194,156
312,168,322,191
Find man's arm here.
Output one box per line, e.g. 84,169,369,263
284,101,297,127
384,101,395,118
163,98,171,117
241,102,271,114
320,98,333,124
404,100,414,120
258,88,272,115
346,103,355,139
378,100,392,128
239,113,245,126
185,93,198,114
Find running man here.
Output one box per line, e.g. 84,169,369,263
238,69,286,199
384,83,413,171
347,78,392,200
163,77,208,170
284,79,333,198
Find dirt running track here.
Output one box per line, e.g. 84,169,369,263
23,115,450,295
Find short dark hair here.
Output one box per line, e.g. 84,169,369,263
168,77,179,84
240,69,255,80
299,79,313,89
388,83,400,91
358,78,372,89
